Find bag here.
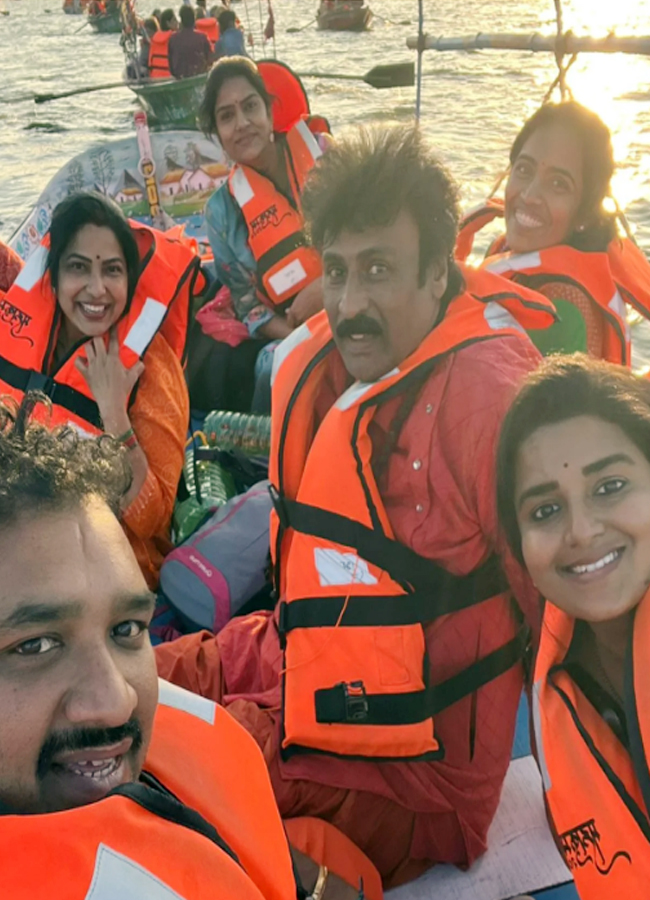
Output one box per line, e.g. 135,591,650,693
160,481,273,634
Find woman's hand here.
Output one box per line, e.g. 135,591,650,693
75,328,144,432
286,279,324,329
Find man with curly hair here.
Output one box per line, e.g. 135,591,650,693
156,125,556,886
0,395,370,899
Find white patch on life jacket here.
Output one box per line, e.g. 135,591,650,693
531,680,551,792
13,244,48,292
335,367,400,411
230,166,255,207
158,678,216,726
65,421,99,440
85,844,188,900
486,251,541,275
270,321,313,386
294,119,323,162
483,301,525,334
608,289,631,338
123,297,167,357
314,548,378,587
268,259,308,298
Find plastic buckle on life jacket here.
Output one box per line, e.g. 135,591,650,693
25,370,54,398
340,680,369,723
268,484,289,527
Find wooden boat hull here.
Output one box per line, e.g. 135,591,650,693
317,3,372,31
9,129,227,263
128,74,207,130
88,12,121,33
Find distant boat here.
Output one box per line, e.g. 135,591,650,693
127,73,207,130
316,1,372,32
62,0,90,13
88,8,121,32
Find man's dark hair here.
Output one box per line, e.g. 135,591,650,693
301,125,462,290
217,8,236,31
47,192,140,306
179,4,195,27
0,394,131,530
496,354,650,563
509,100,616,251
142,16,160,36
199,57,273,137
159,7,176,29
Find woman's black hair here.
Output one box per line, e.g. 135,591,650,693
47,192,140,304
199,56,273,138
509,100,617,251
496,354,650,563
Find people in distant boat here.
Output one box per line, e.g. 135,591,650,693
156,125,557,887
168,4,213,80
198,57,327,411
149,9,177,78
130,16,159,80
0,239,22,292
196,0,209,17
0,401,311,900
0,193,197,590
213,9,247,58
159,7,178,31
497,354,650,899
457,100,650,364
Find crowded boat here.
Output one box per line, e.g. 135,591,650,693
3,1,650,898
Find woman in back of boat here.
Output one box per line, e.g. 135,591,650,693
456,101,650,364
0,193,193,589
200,57,327,411
497,354,650,898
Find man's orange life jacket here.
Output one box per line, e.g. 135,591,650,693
0,223,201,435
228,119,323,312
195,16,219,46
269,268,556,761
149,30,172,78
456,200,650,365
532,593,650,898
0,680,298,900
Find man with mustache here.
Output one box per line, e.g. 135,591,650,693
156,126,555,887
0,396,370,899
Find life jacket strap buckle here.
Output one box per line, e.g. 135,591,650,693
25,370,53,397
268,484,290,528
341,680,369,723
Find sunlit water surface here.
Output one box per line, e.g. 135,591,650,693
2,0,650,359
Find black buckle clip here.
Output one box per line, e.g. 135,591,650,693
25,370,53,398
268,484,289,528
341,680,369,723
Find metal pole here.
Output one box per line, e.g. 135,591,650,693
415,0,424,122
405,32,650,55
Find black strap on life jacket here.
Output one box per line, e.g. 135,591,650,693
0,357,102,429
313,622,529,726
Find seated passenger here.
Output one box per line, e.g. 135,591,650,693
0,193,192,589
497,355,650,898
0,399,375,899
135,16,160,79
456,101,650,364
159,7,178,31
168,4,213,80
156,126,557,886
215,9,248,59
200,58,326,411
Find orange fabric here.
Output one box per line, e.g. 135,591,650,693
0,241,22,292
533,594,650,897
1,685,297,900
228,121,323,311
285,817,383,899
258,60,311,134
195,16,219,46
123,332,188,589
149,30,172,78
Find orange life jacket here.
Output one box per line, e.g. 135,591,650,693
149,30,172,79
268,268,556,761
195,16,219,46
532,593,650,898
0,223,201,435
456,200,650,365
0,680,297,900
228,120,323,312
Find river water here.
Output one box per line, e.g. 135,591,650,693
2,0,650,355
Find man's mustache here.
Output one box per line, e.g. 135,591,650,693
37,719,143,780
336,315,383,340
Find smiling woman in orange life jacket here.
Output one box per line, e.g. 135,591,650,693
496,355,650,899
457,101,650,365
199,57,328,412
0,194,190,590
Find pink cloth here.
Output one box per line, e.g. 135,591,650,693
196,285,250,347
157,334,542,882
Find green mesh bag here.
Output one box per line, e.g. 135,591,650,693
173,443,237,544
